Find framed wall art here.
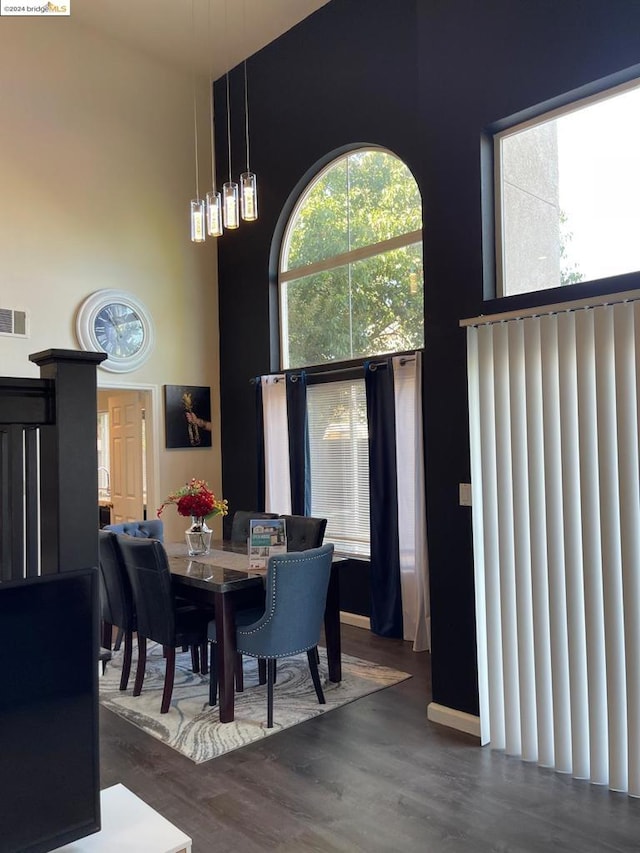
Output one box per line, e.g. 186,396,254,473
164,385,212,449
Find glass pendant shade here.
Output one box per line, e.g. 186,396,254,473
223,181,240,229
206,190,223,237
240,171,258,221
190,198,205,242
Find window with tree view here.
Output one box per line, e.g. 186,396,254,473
279,148,424,368
496,79,640,297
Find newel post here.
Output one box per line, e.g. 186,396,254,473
30,349,107,574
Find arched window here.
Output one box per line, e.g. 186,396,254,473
279,148,424,369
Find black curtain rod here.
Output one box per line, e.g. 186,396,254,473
248,355,416,384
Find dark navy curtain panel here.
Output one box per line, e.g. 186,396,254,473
286,371,310,516
254,378,266,511
365,360,403,638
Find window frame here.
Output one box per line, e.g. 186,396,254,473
493,76,640,301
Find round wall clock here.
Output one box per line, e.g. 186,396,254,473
75,289,155,373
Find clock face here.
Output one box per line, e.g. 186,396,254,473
94,303,144,358
76,289,154,373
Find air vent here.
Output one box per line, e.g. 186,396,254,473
0,308,28,337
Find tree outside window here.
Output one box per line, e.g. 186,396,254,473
280,148,424,369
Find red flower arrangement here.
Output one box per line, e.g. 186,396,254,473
157,478,228,520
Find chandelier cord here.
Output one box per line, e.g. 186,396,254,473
243,60,250,171
192,0,200,199
226,72,232,183
208,1,216,189
193,82,200,199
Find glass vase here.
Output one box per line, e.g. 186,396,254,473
185,516,212,556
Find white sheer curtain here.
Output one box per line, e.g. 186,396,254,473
393,353,430,652
261,375,291,515
466,297,640,797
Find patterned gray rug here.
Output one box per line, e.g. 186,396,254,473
99,643,410,763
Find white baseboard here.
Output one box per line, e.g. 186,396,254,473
339,611,370,630
427,702,481,739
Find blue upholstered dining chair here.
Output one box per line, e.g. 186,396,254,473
117,536,212,714
104,519,164,542
234,514,329,690
208,543,334,727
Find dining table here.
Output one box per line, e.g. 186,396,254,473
165,540,342,723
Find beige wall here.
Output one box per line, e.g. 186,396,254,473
0,18,222,543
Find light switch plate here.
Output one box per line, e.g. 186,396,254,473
459,483,472,506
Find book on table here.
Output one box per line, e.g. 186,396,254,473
249,517,287,568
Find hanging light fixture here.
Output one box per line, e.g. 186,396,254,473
189,0,205,242
205,0,222,237
222,71,240,229
240,60,258,221
190,86,205,243
206,85,223,237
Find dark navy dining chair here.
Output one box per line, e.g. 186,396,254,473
104,519,164,542
278,515,327,551
208,543,334,727
229,510,279,545
98,530,136,690
118,536,212,714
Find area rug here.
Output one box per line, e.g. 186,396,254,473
99,643,410,763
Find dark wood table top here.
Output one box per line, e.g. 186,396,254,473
166,540,345,592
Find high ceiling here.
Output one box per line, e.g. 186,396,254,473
72,0,331,78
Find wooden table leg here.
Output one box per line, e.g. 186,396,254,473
214,591,237,723
324,563,342,683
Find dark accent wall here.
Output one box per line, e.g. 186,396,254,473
217,0,640,716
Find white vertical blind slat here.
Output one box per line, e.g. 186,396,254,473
540,314,572,774
557,311,590,780
494,323,521,756
468,328,491,746
507,321,537,762
594,306,628,793
523,318,554,768
614,303,640,796
505,322,538,761
575,308,609,786
477,323,506,750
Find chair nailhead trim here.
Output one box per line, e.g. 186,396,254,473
242,647,316,659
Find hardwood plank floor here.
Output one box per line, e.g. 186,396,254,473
99,626,640,852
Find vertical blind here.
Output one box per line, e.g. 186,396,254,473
466,298,640,797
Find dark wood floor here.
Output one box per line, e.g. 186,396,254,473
100,626,640,852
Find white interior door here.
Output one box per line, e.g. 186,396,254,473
109,392,144,523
